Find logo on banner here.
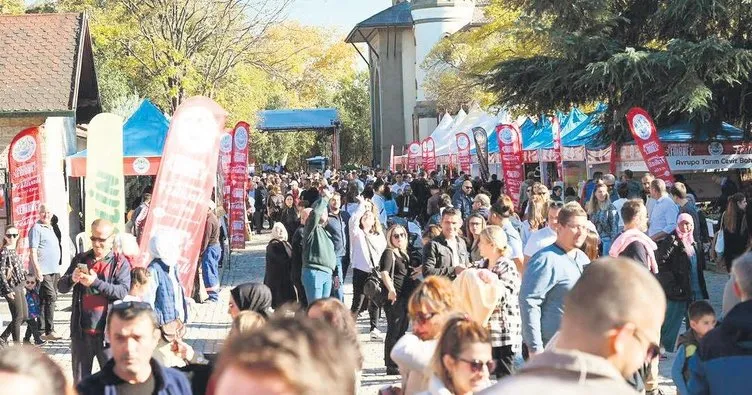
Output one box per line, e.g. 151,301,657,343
11,136,36,163
409,143,420,154
132,157,150,175
709,142,724,156
500,127,515,144
234,126,249,150
424,139,435,151
457,134,470,150
220,133,233,153
632,114,652,140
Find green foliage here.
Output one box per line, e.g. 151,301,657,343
334,71,372,166
486,0,752,141
0,0,23,14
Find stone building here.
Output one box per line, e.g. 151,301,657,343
346,0,488,167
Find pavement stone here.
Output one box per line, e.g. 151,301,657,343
0,233,731,394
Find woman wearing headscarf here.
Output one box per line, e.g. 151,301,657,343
228,283,273,319
144,232,189,367
655,213,709,352
264,223,296,308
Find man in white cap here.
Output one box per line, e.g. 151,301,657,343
201,200,221,302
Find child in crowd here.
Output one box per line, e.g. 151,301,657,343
23,274,44,345
124,267,150,302
671,300,717,394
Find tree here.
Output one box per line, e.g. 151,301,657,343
485,0,752,142
334,71,372,166
0,0,23,14
423,2,541,111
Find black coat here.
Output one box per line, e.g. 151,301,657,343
655,232,709,301
422,235,469,280
264,239,297,308
397,194,420,219
290,226,307,307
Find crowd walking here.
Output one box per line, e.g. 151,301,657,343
0,166,746,395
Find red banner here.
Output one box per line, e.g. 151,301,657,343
456,132,471,173
229,121,250,250
626,107,674,184
219,129,233,209
9,127,45,268
136,97,227,297
407,142,421,171
497,124,524,209
422,137,437,172
552,116,563,181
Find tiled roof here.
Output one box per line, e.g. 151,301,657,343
355,1,413,29
0,13,85,115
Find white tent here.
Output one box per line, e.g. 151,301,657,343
426,111,454,145
436,104,499,156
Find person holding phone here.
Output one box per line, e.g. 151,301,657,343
58,218,131,383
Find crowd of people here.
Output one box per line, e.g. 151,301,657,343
0,166,751,394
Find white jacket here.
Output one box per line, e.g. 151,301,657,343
390,333,437,395
349,203,387,272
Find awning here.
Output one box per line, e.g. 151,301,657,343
66,99,169,177
256,108,340,131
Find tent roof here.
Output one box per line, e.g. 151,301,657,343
70,99,169,158
257,108,340,131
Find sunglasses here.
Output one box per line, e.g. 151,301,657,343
111,300,153,312
457,358,497,373
412,312,437,325
463,186,473,190
548,201,564,208
392,233,407,239
90,234,113,244
25,281,35,285
632,326,661,362
5,233,18,238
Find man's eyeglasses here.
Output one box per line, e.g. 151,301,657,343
457,358,497,373
632,326,661,362
90,234,113,244
463,186,473,190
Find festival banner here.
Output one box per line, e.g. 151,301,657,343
407,142,421,171
626,107,674,184
8,127,46,268
552,115,564,181
137,96,227,297
219,129,233,209
422,137,437,172
85,113,126,235
456,132,472,173
472,126,490,182
496,124,524,209
229,121,250,250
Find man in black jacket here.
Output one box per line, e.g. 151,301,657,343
422,208,469,280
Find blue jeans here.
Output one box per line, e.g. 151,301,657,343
201,243,221,300
330,256,344,302
302,267,333,303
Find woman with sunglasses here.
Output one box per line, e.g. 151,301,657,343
389,276,455,394
424,315,494,394
0,227,27,345
381,224,416,375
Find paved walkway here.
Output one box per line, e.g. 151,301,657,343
0,233,731,394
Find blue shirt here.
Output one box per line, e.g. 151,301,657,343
29,222,61,275
372,194,387,226
520,243,589,352
648,195,679,237
502,221,524,260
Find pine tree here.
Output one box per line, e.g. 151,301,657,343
485,0,752,142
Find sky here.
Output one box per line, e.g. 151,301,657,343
286,0,392,31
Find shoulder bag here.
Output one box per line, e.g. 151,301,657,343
363,238,394,308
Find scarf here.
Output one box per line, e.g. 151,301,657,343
677,213,696,257
609,228,659,273
231,283,273,317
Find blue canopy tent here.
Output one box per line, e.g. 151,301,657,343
66,99,169,176
256,108,342,168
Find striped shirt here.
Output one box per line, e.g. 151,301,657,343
480,257,522,350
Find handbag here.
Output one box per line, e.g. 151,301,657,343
362,237,394,308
